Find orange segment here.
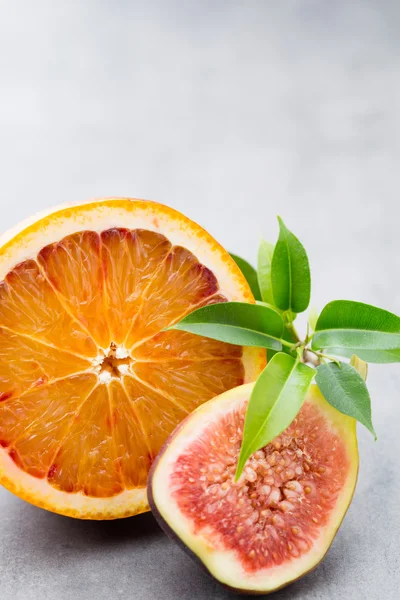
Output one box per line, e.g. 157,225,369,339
132,329,242,361
108,379,152,487
38,231,110,349
101,228,171,345
0,198,264,519
48,384,123,497
132,359,245,413
0,260,97,357
0,327,91,401
125,245,219,348
123,374,189,459
0,374,97,475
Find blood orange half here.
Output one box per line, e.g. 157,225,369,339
0,198,264,519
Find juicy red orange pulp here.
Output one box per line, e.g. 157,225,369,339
171,399,349,572
0,228,244,497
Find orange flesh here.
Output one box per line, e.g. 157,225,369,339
0,228,244,497
171,400,350,572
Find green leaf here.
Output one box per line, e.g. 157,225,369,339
341,348,400,363
271,217,311,313
350,354,368,381
315,362,376,438
257,240,274,304
167,302,284,350
236,353,316,479
230,254,262,301
313,300,400,363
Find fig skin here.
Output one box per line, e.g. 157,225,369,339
148,383,359,595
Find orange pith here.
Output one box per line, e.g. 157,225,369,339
0,200,264,518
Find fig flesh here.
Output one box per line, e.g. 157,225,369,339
148,383,358,594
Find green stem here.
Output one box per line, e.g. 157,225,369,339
286,322,300,344
308,348,341,367
283,310,301,344
280,339,295,349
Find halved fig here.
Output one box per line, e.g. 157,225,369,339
148,382,358,594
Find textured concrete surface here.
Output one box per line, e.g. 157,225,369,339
0,1,399,598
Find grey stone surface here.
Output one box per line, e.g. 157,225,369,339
0,1,399,598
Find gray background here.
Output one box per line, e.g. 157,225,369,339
0,1,399,598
